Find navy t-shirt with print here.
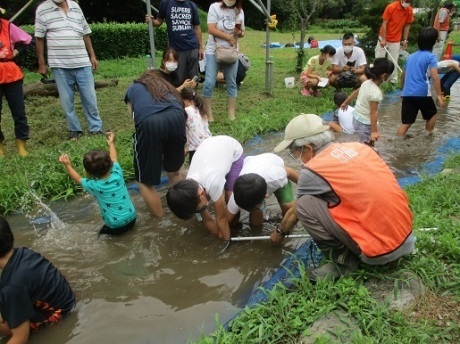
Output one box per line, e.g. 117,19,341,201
158,0,200,51
0,247,76,329
81,162,136,229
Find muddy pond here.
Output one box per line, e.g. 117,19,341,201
5,84,460,344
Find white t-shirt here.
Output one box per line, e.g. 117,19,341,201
205,2,245,54
352,79,383,125
332,46,367,69
333,106,355,134
187,135,243,202
227,153,288,215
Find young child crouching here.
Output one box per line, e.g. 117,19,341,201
59,132,136,235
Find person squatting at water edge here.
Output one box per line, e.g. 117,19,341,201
0,7,31,157
59,132,137,235
0,217,76,344
397,27,443,137
328,32,367,90
125,70,186,217
300,44,336,97
166,135,244,242
226,153,299,227
340,58,394,146
271,114,414,282
202,0,245,121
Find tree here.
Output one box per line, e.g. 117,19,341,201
275,0,344,72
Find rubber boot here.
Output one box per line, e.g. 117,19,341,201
0,142,5,157
228,97,236,121
203,98,214,122
15,139,28,157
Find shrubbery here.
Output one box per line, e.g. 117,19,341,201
316,19,361,30
16,23,167,71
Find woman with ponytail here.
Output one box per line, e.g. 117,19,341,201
181,87,212,163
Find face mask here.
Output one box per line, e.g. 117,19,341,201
165,62,178,72
52,0,65,4
401,1,410,8
343,46,353,54
223,0,237,7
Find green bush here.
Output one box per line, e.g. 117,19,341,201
16,23,167,71
316,19,362,30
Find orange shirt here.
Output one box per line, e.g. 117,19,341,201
0,19,23,84
434,8,450,31
379,1,414,42
306,143,413,258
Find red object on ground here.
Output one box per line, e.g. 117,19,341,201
443,40,453,60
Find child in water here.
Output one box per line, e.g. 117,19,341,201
181,87,212,163
59,132,136,235
341,57,394,146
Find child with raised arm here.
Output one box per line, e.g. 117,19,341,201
59,132,136,235
397,27,444,136
341,57,394,146
328,91,355,134
180,87,212,163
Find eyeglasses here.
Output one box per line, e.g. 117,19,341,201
289,146,304,159
196,184,209,214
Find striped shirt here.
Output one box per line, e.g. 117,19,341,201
35,0,92,68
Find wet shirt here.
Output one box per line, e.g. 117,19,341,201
81,162,136,229
158,0,200,51
0,247,75,329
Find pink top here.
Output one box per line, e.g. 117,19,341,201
9,22,32,48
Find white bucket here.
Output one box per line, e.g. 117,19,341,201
284,77,295,88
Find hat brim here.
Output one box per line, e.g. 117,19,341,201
274,139,294,153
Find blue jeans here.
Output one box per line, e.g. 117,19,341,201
202,53,238,98
52,67,103,132
441,54,460,96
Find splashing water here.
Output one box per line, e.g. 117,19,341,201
30,191,66,230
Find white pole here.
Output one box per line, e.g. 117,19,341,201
231,234,310,241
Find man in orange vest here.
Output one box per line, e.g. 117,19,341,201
433,1,457,60
271,114,414,281
0,7,31,156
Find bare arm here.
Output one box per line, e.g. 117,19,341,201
106,132,118,162
332,64,349,74
328,121,343,133
59,154,82,184
194,25,204,60
269,203,298,244
35,36,47,75
369,101,380,142
207,23,236,46
285,167,299,184
7,320,30,344
353,64,366,75
341,88,360,109
306,66,321,80
379,20,388,45
402,24,410,50
201,194,230,240
83,35,98,70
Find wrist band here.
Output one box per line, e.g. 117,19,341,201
276,227,286,237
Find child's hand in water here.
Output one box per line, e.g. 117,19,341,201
106,131,114,145
59,153,71,165
370,131,380,143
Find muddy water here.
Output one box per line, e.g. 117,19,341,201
5,85,460,344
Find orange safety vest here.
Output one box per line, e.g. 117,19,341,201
434,8,450,32
306,142,413,258
0,19,24,84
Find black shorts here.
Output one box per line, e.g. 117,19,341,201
134,109,186,185
99,217,136,236
401,96,437,124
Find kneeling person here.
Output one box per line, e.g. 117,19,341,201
0,217,76,343
227,153,299,226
